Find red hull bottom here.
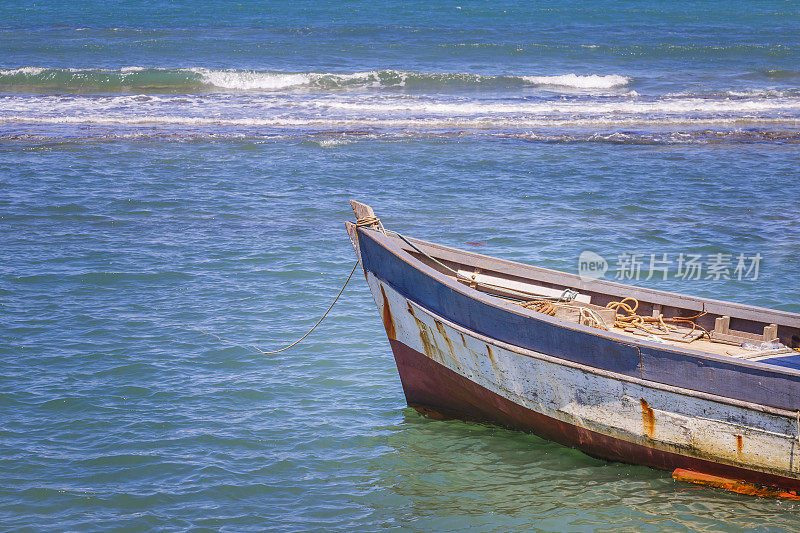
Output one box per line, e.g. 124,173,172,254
388,338,800,493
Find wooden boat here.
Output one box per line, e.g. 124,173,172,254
345,200,800,494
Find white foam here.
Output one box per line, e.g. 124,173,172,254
315,138,350,147
3,92,800,116
332,70,403,88
189,68,313,90
726,88,793,98
522,73,631,89
3,112,797,130
0,67,46,76
2,91,799,134
189,69,401,91
316,94,800,115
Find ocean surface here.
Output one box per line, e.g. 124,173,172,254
2,1,800,530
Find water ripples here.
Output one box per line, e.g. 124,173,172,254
2,138,799,530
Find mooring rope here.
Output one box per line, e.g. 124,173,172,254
193,261,358,355
580,307,611,330
355,215,386,234
392,231,460,276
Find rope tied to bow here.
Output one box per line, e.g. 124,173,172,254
193,261,358,355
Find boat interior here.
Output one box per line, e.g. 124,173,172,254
350,201,800,368
397,233,800,364
391,232,800,366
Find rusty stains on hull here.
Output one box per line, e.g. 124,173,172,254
369,275,800,495
486,344,498,367
640,398,655,438
486,344,503,380
404,300,440,361
434,319,455,355
380,286,396,340
414,318,438,360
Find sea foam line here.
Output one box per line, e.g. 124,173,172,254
4,92,799,116
3,115,797,129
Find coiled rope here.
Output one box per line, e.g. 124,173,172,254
605,297,709,339
520,299,558,316
520,299,610,330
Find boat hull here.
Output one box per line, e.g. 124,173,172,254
354,225,800,412
366,271,800,491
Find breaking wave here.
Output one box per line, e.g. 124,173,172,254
0,67,632,93
521,74,630,89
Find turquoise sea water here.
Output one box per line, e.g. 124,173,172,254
2,1,800,531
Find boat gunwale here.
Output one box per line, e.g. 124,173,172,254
354,224,800,379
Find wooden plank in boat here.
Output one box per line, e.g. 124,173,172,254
712,317,781,344
739,348,796,360
456,269,592,303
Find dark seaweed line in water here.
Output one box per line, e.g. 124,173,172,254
3,128,800,145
